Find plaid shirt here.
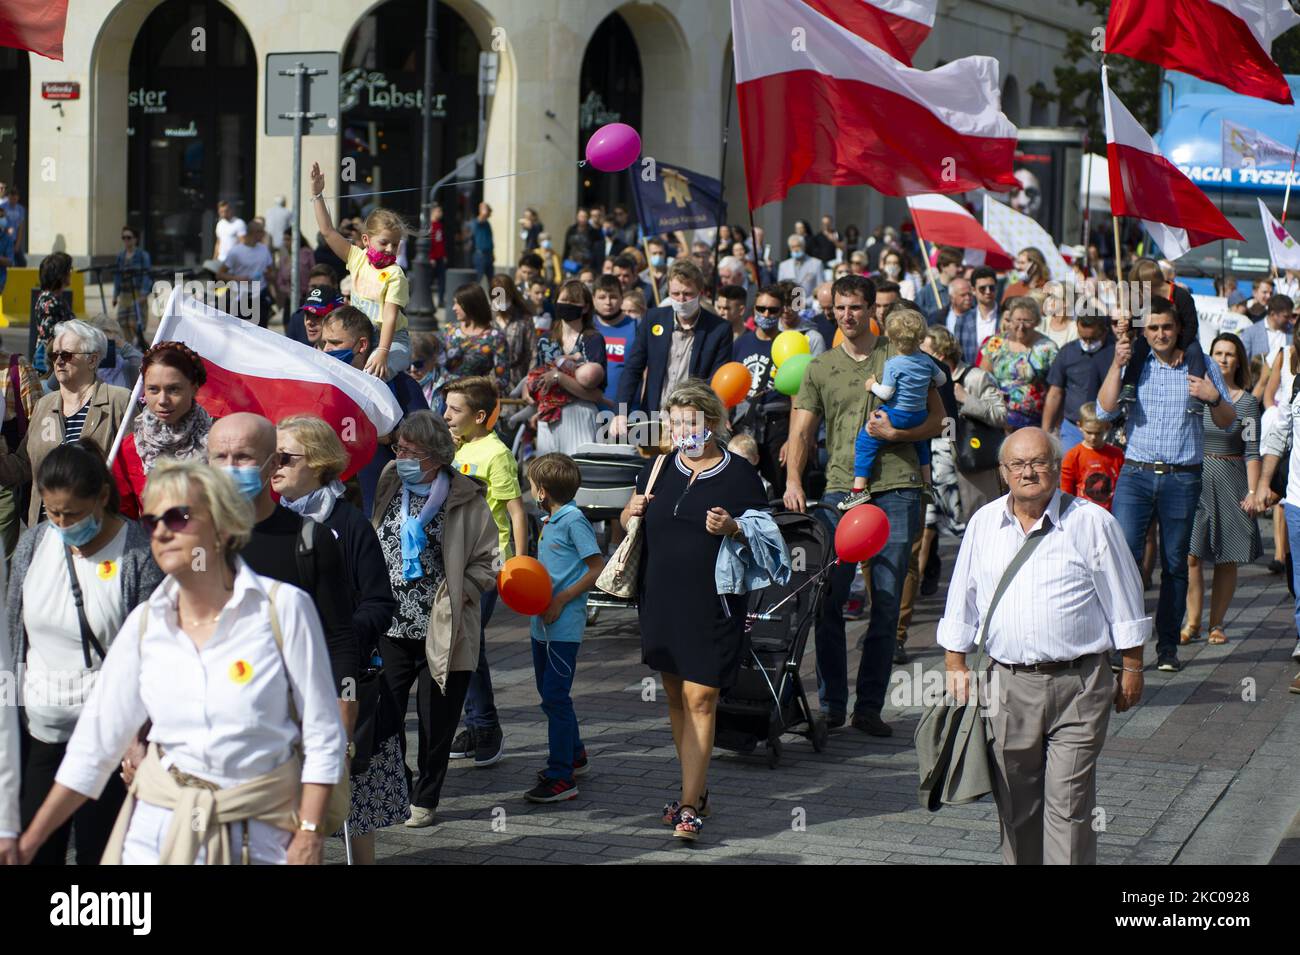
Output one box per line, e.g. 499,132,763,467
1097,349,1231,466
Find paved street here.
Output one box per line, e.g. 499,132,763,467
325,530,1300,866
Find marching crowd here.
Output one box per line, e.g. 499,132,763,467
1,181,1299,866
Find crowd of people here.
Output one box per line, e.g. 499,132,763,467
1,181,1299,867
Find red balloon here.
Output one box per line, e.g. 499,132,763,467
497,556,553,615
835,503,891,563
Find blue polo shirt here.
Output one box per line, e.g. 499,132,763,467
1046,336,1115,425
530,501,601,644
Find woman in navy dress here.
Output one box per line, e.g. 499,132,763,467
622,379,767,842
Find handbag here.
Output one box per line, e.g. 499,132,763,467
953,367,1004,474
914,495,1074,812
1270,372,1300,498
595,453,669,599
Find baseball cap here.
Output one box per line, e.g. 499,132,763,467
303,285,343,316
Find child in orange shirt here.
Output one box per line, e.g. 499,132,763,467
1060,402,1124,510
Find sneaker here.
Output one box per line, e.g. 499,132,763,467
822,711,846,730
404,806,436,828
843,597,866,620
524,777,579,803
1269,559,1287,575
449,728,475,760
536,752,589,784
851,711,893,737
837,489,872,512
1290,673,1300,695
894,643,910,664
473,725,504,767
920,576,939,597
1292,640,1300,661
1157,653,1181,673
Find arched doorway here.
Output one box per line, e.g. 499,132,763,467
578,12,643,212
127,0,257,268
341,0,482,265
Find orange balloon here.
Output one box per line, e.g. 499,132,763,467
871,317,881,336
833,329,844,349
711,361,752,409
497,556,553,616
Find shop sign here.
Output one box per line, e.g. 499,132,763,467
42,82,80,101
128,88,169,113
339,69,447,116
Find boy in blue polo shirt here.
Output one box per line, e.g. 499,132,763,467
523,453,606,803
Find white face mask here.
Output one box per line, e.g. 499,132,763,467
670,295,700,319
1079,338,1102,353
884,264,901,278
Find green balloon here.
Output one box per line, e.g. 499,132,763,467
774,353,812,396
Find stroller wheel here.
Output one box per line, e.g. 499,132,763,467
766,735,782,769
586,605,600,626
810,717,828,753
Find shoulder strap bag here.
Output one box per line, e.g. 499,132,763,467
953,366,1005,474
595,453,669,599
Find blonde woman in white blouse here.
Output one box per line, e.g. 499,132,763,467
17,459,346,865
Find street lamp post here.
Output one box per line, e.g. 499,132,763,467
407,0,438,329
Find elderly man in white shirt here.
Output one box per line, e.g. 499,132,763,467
776,234,824,298
939,427,1150,865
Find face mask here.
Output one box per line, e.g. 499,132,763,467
673,428,713,457
670,295,700,319
541,239,552,250
555,302,585,324
884,264,901,278
325,347,355,364
56,512,102,549
1079,338,1102,353
603,227,615,237
792,250,806,261
755,314,780,332
224,463,269,500
519,229,529,241
366,246,397,269
395,458,429,487
651,254,665,268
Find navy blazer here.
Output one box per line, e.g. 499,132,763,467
616,304,732,414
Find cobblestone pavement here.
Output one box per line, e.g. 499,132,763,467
325,532,1300,866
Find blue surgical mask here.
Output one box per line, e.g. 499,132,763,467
55,512,102,548
326,347,355,364
541,239,552,250
224,464,269,500
755,314,780,332
651,254,665,268
792,249,806,261
395,458,430,488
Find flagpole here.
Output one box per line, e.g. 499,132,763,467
913,219,943,311
712,56,737,299
107,287,178,467
642,236,662,306
1281,131,1300,224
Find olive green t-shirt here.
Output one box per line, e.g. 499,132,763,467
793,340,925,495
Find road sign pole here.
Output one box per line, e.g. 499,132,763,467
291,62,304,319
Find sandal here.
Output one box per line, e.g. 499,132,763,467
661,790,710,826
673,805,704,841
1179,624,1201,645
1208,627,1228,645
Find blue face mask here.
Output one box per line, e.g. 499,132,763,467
224,463,269,500
754,313,780,332
56,512,102,548
326,347,354,364
395,458,430,487
651,254,665,268
792,249,806,261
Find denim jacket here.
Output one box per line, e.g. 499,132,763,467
715,509,791,595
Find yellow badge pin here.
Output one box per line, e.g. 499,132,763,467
229,660,254,684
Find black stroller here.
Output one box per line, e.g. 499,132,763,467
714,509,835,768
569,442,647,617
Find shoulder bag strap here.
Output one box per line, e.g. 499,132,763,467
63,546,107,668
644,452,669,496
971,493,1075,671
265,581,301,727
8,353,27,437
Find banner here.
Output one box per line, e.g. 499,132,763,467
1258,197,1300,271
628,163,726,238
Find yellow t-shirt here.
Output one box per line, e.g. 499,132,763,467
346,245,409,333
452,432,521,559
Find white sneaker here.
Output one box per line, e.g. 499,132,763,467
1292,640,1300,661
404,806,435,828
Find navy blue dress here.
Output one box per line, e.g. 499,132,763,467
636,449,768,688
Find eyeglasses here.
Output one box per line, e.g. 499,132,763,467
1003,460,1053,474
754,305,782,315
393,445,431,460
975,284,996,293
121,235,134,242
276,451,305,467
140,506,194,536
51,351,94,364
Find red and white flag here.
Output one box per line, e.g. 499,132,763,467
1102,67,1244,260
906,194,1014,270
1107,0,1300,105
109,290,403,479
732,0,1018,209
800,0,936,65
0,0,68,61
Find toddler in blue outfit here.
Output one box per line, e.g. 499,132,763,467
839,309,943,511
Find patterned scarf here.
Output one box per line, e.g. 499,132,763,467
134,402,214,472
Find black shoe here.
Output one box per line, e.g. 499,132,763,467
473,725,504,767
894,643,910,664
1109,651,1124,674
823,711,846,730
1156,653,1182,673
524,777,578,803
536,752,589,783
1269,559,1286,575
449,728,475,760
920,576,939,597
851,711,893,737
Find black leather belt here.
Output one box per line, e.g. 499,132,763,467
1126,459,1200,475
993,654,1096,674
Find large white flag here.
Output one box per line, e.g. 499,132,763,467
982,196,1072,282
1258,197,1300,270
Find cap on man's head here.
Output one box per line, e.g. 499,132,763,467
303,285,344,316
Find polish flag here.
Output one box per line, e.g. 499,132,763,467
1102,68,1244,260
906,194,1014,270
1107,0,1300,105
732,0,1018,209
0,0,68,61
800,0,937,65
107,290,403,480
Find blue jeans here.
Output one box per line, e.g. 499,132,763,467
1110,463,1201,659
532,639,583,781
1060,418,1084,456
463,586,500,730
472,251,494,281
813,487,921,717
854,406,930,479
1284,504,1300,642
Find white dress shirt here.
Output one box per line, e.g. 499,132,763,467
976,307,999,346
937,490,1151,664
0,560,17,839
56,560,345,861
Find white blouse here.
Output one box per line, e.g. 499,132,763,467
0,560,17,840
56,560,346,802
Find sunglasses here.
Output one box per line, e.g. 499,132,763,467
975,284,996,293
754,305,782,315
276,451,305,467
51,351,93,364
140,506,193,536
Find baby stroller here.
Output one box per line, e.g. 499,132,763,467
570,442,646,617
714,509,835,768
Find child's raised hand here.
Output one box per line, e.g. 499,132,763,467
363,348,390,379
309,162,325,197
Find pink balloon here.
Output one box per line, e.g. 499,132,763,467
585,123,642,173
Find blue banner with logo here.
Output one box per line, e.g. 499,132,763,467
629,162,726,237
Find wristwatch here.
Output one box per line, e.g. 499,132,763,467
298,819,320,833
1208,393,1223,407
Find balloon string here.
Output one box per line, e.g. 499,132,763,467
321,160,588,202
